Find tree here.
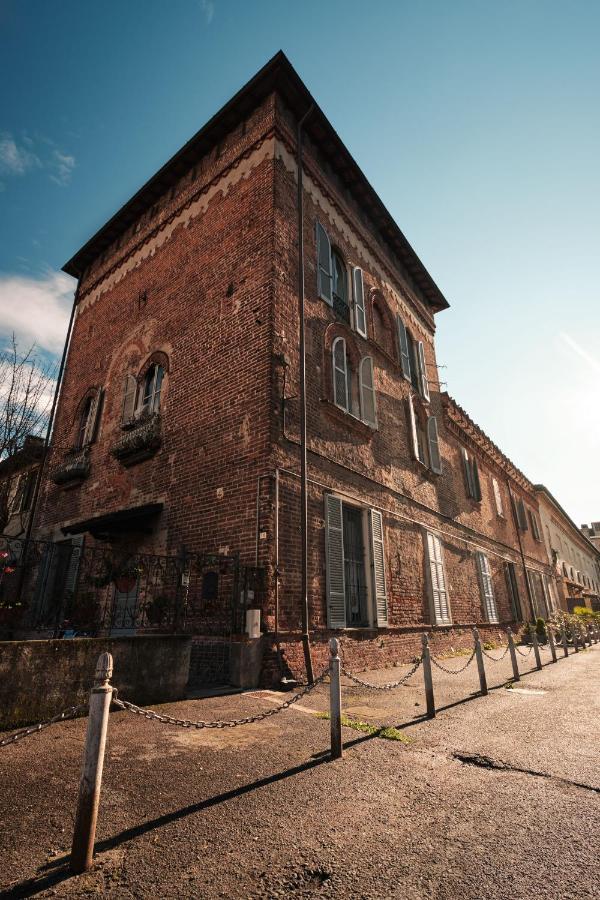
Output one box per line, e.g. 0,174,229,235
0,336,57,532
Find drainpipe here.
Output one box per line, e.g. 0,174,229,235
506,479,535,621
16,282,79,603
297,104,315,684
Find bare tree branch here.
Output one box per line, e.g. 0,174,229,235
0,335,57,461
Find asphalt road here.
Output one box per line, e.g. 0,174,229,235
1,642,599,898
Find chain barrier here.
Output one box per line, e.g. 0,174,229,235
430,648,476,675
0,704,88,749
111,668,330,729
515,645,533,657
481,644,511,662
341,656,423,691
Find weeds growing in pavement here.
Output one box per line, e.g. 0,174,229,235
317,712,410,742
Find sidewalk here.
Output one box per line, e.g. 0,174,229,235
1,644,598,898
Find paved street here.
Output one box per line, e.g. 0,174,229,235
1,643,599,899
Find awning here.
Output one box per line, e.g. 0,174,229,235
61,503,163,539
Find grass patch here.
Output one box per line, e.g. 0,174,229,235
316,712,410,743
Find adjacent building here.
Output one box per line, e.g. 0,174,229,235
26,53,563,679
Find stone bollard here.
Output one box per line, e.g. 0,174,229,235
560,623,569,658
507,628,520,682
421,634,435,719
573,626,580,652
548,627,557,663
329,639,343,760
71,652,114,874
532,631,542,671
473,628,488,696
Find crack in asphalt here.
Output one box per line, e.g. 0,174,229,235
453,751,600,794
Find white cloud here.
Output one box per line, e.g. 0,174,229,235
200,0,215,24
0,132,75,186
0,270,75,355
0,134,40,176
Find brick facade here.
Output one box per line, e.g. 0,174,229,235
33,53,556,682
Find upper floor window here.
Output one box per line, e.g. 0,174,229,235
408,396,442,474
515,498,528,532
331,337,377,427
528,509,541,542
76,388,104,449
331,250,349,323
398,316,429,401
121,360,166,424
491,477,504,517
462,447,482,501
317,221,364,332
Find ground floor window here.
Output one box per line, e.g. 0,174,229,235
325,495,388,629
504,561,523,621
527,569,550,620
475,551,499,623
424,530,452,626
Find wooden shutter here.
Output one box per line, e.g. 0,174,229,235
504,562,522,621
492,477,504,516
425,531,451,625
427,416,442,474
369,509,388,626
472,458,482,501
407,394,419,460
475,551,498,623
353,267,367,337
396,315,411,381
516,499,528,531
316,221,332,305
325,495,346,628
83,388,104,445
332,338,348,411
64,535,84,598
530,511,541,541
121,375,138,423
417,341,430,401
359,357,377,427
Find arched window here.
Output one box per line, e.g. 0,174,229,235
331,338,374,424
77,396,94,449
139,364,164,416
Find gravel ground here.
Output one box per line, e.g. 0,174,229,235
1,642,599,898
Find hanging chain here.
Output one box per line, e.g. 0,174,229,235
430,648,476,675
481,644,510,662
0,704,88,749
515,644,533,657
341,656,422,691
111,669,329,729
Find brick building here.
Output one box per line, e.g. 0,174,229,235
0,435,44,539
535,487,600,612
32,53,555,680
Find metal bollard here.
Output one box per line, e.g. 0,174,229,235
421,634,435,719
573,626,580,652
507,628,520,681
560,623,569,658
548,627,557,663
473,628,488,696
586,624,593,647
71,652,114,874
532,631,542,671
329,639,343,760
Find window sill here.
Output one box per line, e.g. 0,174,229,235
321,399,377,438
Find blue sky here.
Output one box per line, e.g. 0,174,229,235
1,0,598,525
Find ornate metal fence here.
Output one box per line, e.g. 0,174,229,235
0,537,243,643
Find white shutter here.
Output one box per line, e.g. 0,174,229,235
492,477,504,516
121,374,138,423
462,448,474,497
316,221,332,305
475,551,498,623
359,357,377,427
370,509,388,626
332,337,348,411
407,394,419,460
325,495,346,628
427,416,442,474
353,267,367,337
64,535,84,598
417,341,430,401
425,531,451,625
396,315,411,381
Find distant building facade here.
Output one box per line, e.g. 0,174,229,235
581,523,600,554
536,487,600,612
0,436,44,539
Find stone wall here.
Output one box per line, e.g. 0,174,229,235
0,635,191,730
